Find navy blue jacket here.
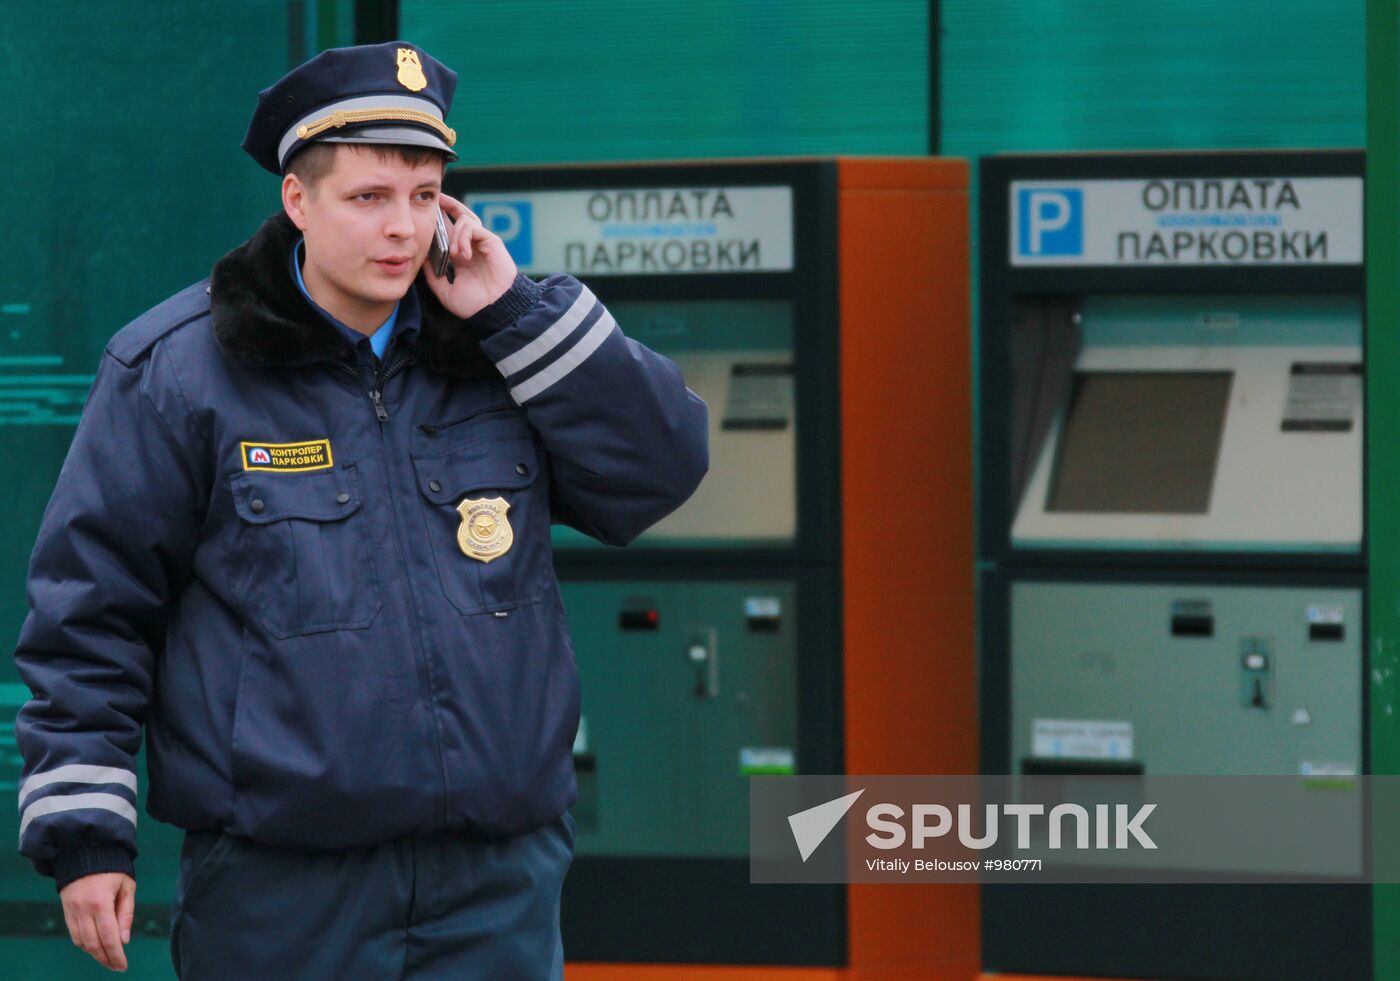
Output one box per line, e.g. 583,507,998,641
13,212,708,891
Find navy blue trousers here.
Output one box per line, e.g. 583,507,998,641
169,814,573,980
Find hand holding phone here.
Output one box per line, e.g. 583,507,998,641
424,194,519,320
428,208,455,283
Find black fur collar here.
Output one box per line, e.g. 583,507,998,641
209,210,494,378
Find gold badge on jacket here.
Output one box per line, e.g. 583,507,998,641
396,48,428,92
456,497,513,563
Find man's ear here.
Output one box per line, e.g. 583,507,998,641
282,173,310,232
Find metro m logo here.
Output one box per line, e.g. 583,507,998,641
1017,188,1083,257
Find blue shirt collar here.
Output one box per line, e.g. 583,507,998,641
291,238,420,362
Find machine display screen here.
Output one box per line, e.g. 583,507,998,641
1047,371,1232,514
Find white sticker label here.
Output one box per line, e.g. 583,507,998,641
1299,760,1357,777
745,596,782,618
1306,604,1346,625
1010,177,1362,267
740,747,795,774
1032,719,1134,760
466,186,794,276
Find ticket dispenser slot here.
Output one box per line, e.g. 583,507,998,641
1171,600,1214,638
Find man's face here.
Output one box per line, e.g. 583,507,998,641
283,144,443,324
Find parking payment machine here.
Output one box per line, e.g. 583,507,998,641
447,159,977,975
978,151,1368,980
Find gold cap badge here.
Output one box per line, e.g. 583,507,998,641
396,48,428,92
456,497,513,563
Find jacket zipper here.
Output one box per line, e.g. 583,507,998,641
331,351,452,828
334,354,414,423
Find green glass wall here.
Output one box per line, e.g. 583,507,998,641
942,0,1363,156
0,4,349,669
400,0,930,163
1,6,348,973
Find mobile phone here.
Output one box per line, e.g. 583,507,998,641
429,208,455,283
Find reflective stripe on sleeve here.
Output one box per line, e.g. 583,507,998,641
19,765,137,811
494,286,599,378
509,312,617,404
18,792,138,840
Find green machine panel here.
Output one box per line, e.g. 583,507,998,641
562,580,797,857
1010,581,1363,777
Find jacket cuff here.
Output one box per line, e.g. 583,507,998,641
53,845,135,893
464,273,544,333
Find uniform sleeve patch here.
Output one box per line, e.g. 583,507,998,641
240,439,334,472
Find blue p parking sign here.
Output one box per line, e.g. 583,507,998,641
1017,189,1083,257
469,200,533,266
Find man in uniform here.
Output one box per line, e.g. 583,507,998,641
12,41,707,977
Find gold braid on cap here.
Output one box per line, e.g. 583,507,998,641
296,108,456,146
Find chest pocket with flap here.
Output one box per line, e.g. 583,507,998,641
228,464,380,638
412,431,547,616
